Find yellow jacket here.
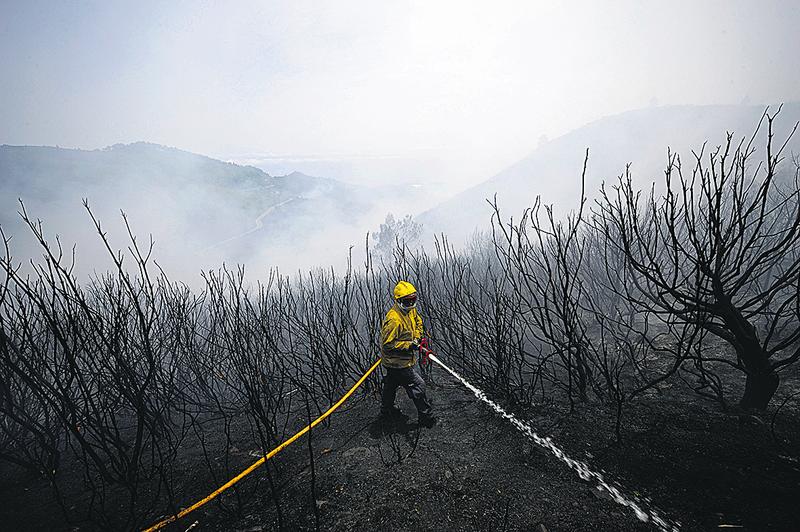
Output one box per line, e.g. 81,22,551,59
380,303,424,369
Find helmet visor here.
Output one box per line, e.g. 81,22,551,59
398,294,417,308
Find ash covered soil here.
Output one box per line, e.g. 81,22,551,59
2,365,799,531
194,376,654,532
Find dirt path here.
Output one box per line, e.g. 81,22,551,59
198,375,659,531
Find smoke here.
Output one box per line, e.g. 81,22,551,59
3,1,799,194
0,143,429,287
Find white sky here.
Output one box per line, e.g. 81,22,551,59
2,0,799,188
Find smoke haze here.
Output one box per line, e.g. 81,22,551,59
1,1,799,278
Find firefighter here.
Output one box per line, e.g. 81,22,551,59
379,280,436,427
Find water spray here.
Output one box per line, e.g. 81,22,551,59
428,353,680,532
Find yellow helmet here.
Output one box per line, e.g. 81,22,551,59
393,280,417,300
394,281,418,310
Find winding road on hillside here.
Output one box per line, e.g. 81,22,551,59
202,197,297,252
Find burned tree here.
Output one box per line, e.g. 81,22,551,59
595,108,800,410
490,152,599,409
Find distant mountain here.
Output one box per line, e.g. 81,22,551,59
1,143,268,242
0,142,416,277
417,104,800,244
8,104,796,277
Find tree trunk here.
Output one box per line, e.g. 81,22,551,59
739,369,779,411
714,300,779,410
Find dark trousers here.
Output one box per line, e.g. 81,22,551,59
381,365,432,416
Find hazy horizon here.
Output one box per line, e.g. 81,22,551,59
3,1,799,191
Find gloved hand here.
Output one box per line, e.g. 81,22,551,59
410,338,421,351
418,338,431,365
420,347,431,366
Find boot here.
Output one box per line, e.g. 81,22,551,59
380,406,405,419
418,413,437,428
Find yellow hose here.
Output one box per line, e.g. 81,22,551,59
143,358,382,531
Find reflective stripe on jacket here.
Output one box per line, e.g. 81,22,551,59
380,303,423,369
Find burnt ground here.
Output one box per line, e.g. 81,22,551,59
1,364,799,532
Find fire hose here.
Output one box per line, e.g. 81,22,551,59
142,358,382,531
